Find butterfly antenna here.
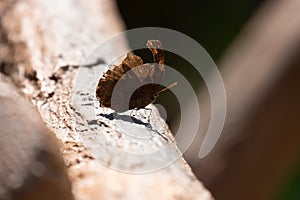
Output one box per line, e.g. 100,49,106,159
155,82,177,95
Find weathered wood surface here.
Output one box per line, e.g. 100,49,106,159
0,0,213,199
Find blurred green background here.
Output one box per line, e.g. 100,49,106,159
117,0,260,60
116,0,300,199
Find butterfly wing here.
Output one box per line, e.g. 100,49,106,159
96,40,165,112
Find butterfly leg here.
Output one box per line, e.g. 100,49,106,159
143,108,152,123
129,108,139,118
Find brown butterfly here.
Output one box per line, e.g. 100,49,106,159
96,40,176,112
